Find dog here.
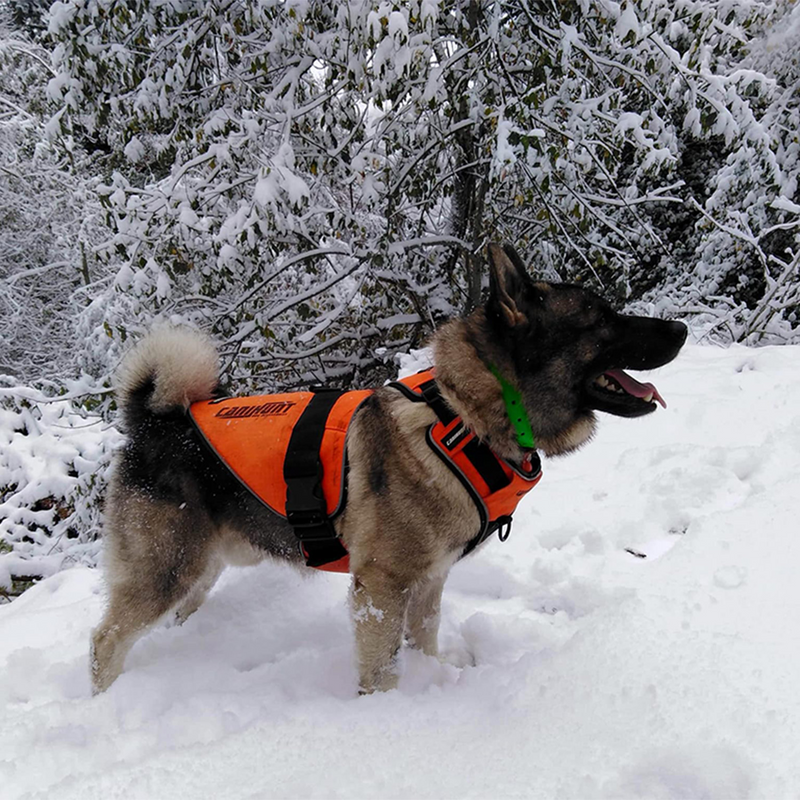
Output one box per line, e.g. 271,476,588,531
90,243,687,694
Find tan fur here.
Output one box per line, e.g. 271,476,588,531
91,498,274,693
434,318,520,460
339,391,477,690
93,319,597,694
406,573,446,655
488,246,529,328
117,326,218,414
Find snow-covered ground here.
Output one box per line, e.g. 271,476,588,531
2,342,800,799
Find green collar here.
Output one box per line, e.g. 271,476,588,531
489,365,536,450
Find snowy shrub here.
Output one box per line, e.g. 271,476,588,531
0,17,120,589
0,381,121,597
634,0,800,343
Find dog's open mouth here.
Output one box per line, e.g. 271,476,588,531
586,369,666,417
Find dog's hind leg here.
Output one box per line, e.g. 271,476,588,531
91,583,177,694
173,555,224,625
91,498,217,694
406,573,445,657
351,566,411,694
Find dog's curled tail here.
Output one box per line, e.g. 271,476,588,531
116,326,219,430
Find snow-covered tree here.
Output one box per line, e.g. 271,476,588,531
0,13,111,382
44,0,799,384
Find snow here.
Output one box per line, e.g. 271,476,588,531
2,342,800,798
388,11,408,42
0,391,120,585
772,196,800,215
492,117,518,177
615,4,640,42
123,137,145,164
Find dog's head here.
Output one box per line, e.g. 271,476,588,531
484,243,687,455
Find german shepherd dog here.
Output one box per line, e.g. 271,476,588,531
91,244,687,694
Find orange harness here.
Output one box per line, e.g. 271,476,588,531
189,370,542,572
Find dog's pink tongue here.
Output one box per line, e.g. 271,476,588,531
606,369,666,408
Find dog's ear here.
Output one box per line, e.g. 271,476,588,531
487,243,532,328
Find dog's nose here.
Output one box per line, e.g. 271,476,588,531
668,320,688,346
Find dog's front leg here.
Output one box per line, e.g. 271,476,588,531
406,573,445,657
351,567,410,693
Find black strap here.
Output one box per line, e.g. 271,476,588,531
284,388,349,568
419,380,509,494
419,379,457,425
461,438,508,493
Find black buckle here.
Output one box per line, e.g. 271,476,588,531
285,473,324,515
419,380,456,425
286,514,338,542
285,476,338,541
496,515,513,542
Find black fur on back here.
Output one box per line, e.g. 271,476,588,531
116,388,301,562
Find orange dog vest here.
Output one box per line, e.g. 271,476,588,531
189,370,542,572
190,389,372,519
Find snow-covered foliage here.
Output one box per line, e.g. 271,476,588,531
643,0,800,343
45,0,800,379
1,15,119,583
1,0,799,575
0,22,110,383
0,381,120,596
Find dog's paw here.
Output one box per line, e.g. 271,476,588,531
438,638,477,669
397,648,463,694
